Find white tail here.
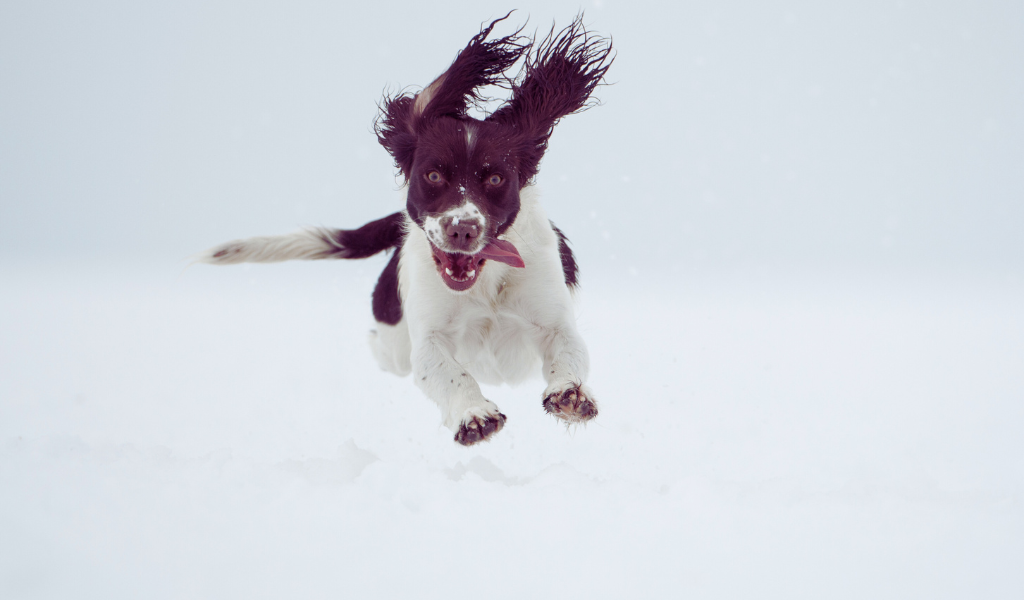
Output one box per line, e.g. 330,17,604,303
195,228,343,265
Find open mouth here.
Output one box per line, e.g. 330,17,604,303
430,239,525,291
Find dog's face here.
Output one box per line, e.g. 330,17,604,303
405,118,526,291
374,15,612,292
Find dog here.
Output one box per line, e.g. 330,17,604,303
198,14,613,446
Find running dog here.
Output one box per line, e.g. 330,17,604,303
199,14,613,445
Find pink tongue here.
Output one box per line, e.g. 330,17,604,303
477,239,525,268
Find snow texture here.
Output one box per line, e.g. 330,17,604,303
1,260,1022,598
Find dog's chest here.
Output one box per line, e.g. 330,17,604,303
446,287,540,386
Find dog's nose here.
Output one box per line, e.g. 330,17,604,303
442,217,480,250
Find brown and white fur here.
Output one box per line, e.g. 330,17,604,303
197,14,613,446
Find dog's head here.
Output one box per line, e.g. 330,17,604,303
375,14,612,292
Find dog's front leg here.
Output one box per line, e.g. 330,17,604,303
539,326,598,424
413,334,506,446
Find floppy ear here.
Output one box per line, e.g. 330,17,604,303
374,13,530,177
414,13,530,120
488,15,614,183
374,93,418,176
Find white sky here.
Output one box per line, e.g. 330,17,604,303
1,0,1021,277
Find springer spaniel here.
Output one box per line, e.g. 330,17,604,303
198,14,613,446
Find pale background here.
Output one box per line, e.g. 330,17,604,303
2,1,1022,598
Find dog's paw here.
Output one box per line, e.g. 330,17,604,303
454,410,507,446
543,384,598,424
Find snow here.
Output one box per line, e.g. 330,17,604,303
2,259,1022,598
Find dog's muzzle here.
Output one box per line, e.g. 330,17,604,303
429,239,525,291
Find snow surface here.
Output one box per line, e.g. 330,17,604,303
2,259,1022,598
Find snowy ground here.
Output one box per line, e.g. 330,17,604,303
2,258,1021,598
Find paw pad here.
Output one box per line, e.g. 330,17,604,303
455,412,507,446
543,386,598,423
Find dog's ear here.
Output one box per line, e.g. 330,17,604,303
414,13,529,121
375,13,530,178
488,15,613,184
375,93,419,177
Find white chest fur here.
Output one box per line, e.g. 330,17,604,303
442,282,544,385
396,187,573,387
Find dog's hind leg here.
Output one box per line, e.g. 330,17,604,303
367,249,412,376
369,320,412,376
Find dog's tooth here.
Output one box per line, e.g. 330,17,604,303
445,268,453,276
468,270,476,278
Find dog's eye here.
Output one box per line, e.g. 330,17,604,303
425,171,443,184
486,174,503,186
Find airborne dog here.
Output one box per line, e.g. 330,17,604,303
199,15,613,446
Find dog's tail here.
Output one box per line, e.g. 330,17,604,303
195,211,405,265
